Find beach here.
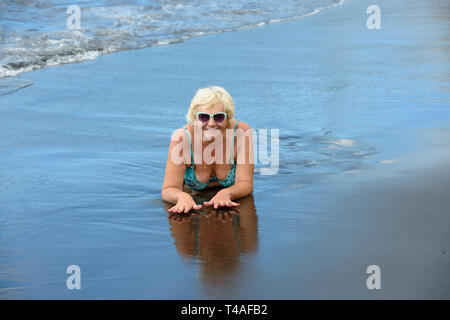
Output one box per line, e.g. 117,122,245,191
0,0,449,299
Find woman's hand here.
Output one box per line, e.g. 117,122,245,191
168,193,202,214
203,190,240,209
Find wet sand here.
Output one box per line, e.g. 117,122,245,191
252,126,450,299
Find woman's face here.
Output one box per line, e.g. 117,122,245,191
196,102,229,132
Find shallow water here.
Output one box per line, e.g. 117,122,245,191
1,0,449,299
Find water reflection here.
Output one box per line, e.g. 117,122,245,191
163,192,258,279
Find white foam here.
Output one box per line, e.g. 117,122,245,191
0,0,351,82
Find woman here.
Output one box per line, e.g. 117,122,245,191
161,86,254,213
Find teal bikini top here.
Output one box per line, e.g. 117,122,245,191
184,120,239,191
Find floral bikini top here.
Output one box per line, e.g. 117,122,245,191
184,120,239,191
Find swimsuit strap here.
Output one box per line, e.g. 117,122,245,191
183,127,194,165
230,120,240,164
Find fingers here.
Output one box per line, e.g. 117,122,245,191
168,202,202,214
204,199,240,209
219,201,239,207
182,203,201,213
170,204,178,213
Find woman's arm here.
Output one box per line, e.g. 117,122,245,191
223,122,254,200
161,128,202,212
221,178,253,201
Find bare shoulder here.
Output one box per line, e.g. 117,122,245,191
236,120,252,131
170,127,188,144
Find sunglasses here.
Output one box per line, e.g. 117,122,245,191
195,112,227,123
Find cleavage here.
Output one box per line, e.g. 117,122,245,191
194,163,231,182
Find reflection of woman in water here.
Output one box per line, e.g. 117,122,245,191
164,194,258,277
161,86,254,213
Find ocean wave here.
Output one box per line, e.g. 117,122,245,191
0,0,349,93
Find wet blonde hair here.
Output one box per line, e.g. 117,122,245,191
186,86,235,124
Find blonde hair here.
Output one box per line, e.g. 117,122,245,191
186,86,235,124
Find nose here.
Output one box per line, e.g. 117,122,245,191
207,116,216,127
